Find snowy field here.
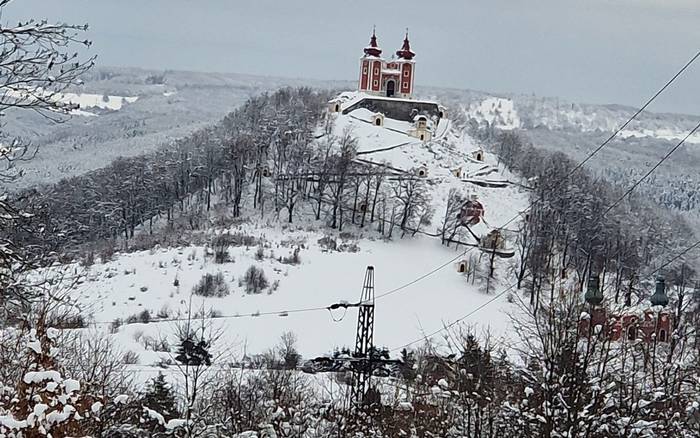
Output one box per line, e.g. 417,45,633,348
65,227,520,362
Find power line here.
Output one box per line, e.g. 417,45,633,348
650,239,700,276
88,304,330,326
390,284,517,353
375,249,468,299
602,120,700,216
389,235,700,354
389,114,700,352
569,50,700,175
84,50,700,335
491,49,700,235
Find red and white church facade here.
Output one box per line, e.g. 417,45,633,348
358,30,416,99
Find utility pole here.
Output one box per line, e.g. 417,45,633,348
350,266,376,410
311,266,401,413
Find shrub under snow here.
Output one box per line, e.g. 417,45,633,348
243,265,269,294
192,272,230,297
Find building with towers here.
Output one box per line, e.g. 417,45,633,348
327,27,448,143
358,29,415,99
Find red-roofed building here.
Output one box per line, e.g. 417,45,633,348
358,29,416,99
579,308,672,343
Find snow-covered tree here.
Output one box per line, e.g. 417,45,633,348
0,0,94,314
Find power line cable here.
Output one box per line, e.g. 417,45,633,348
84,50,700,331
375,249,469,299
490,49,700,235
389,236,700,354
88,304,330,326
650,239,700,276
602,120,700,216
389,115,700,352
569,50,700,175
390,283,517,353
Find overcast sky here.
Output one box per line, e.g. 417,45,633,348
6,0,699,114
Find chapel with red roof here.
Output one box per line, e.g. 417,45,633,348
358,29,416,99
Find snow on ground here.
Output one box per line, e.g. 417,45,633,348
465,97,521,130
54,101,529,377
59,92,139,115
333,109,421,154
617,128,700,144
68,223,523,364
464,96,700,145
2,89,139,117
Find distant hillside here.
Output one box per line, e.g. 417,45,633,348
7,67,700,231
3,67,349,190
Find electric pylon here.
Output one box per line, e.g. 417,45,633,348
350,266,376,409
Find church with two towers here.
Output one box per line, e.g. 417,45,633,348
358,29,416,99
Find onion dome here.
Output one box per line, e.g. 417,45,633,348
650,276,669,307
396,31,415,60
585,275,603,306
364,28,382,57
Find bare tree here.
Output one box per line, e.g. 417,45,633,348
329,126,357,230
0,0,94,312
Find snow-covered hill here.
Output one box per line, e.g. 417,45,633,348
4,67,349,190
51,100,529,369
464,97,521,131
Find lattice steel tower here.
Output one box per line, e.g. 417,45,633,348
350,266,376,409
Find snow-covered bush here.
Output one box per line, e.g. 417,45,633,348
214,245,231,264
212,234,233,263
125,310,151,324
122,351,139,365
254,245,265,261
280,248,301,265
317,236,337,251
0,324,102,437
243,265,269,294
192,272,230,297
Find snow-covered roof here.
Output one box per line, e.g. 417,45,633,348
333,91,440,108
359,93,438,106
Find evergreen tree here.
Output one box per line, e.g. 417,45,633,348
141,372,179,421
399,348,417,383
175,337,212,366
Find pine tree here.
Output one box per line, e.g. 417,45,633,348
175,337,212,366
399,348,417,383
141,373,179,421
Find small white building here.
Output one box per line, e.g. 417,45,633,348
372,112,385,127
408,115,433,142
328,98,342,113
471,147,485,162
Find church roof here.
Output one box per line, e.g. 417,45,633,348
363,29,382,57
396,32,415,60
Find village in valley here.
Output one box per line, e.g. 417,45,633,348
1,2,699,436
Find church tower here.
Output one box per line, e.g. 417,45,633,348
395,32,415,97
359,29,383,94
